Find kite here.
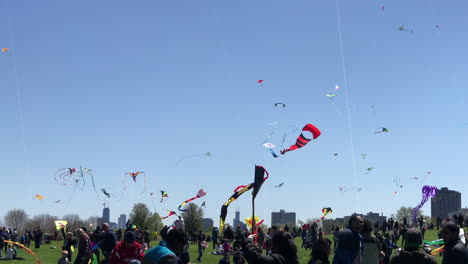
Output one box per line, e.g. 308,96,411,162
257,80,264,87
101,189,111,198
412,185,438,224
244,216,264,233
409,177,419,180
274,103,286,108
1,48,8,52
162,210,177,220
398,25,413,33
54,168,77,186
275,183,284,188
201,201,206,208
123,172,146,195
326,94,337,99
220,166,269,233
375,127,389,134
365,167,374,174
160,190,169,203
34,194,44,200
5,240,41,264
381,5,385,12
263,142,276,149
335,85,340,91
178,189,207,211
80,167,100,198
280,123,321,155
334,153,338,157
435,24,441,29
392,192,397,195
339,187,362,192
314,208,333,223
361,154,367,159
176,152,211,166
54,220,68,230
430,245,445,255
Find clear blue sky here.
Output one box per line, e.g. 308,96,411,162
1,0,467,227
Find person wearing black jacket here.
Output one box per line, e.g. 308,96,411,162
441,222,468,264
97,223,116,264
389,228,437,264
61,227,77,262
242,231,298,264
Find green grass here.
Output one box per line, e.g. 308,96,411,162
3,229,450,263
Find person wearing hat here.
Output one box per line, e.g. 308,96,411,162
109,231,144,264
142,227,189,264
389,228,437,264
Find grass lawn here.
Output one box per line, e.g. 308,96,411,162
2,229,450,263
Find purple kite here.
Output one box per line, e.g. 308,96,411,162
412,185,438,225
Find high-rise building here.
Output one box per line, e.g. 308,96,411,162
271,209,296,227
118,214,127,228
103,207,110,224
431,187,462,218
232,210,246,229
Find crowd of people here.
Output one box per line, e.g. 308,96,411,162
0,215,467,264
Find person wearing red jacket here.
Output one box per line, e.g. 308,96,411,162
110,231,144,264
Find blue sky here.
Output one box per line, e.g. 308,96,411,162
1,0,467,227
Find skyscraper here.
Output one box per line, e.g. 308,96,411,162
118,214,127,228
103,207,110,224
271,209,296,227
431,187,461,218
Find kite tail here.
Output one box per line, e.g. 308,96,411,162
139,173,147,195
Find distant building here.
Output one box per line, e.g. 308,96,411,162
431,187,461,218
233,210,247,230
202,218,214,232
271,209,296,227
324,212,387,232
109,222,117,229
103,208,110,224
118,214,127,229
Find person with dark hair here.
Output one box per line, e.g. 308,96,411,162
224,226,234,242
308,238,331,264
441,222,468,264
332,215,363,264
232,250,245,264
361,219,381,264
61,227,77,262
196,230,206,262
97,223,117,264
142,228,189,264
242,230,298,264
75,228,93,264
332,226,340,252
33,227,43,249
212,227,219,249
109,231,144,264
389,228,436,264
219,253,230,264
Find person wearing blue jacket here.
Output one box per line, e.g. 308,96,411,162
142,228,188,264
332,215,364,264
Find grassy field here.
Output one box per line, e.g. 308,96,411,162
2,229,449,264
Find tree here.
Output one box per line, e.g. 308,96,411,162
391,206,422,225
63,214,86,232
86,216,100,229
147,213,163,232
181,203,204,234
129,203,152,229
4,209,29,232
27,214,57,234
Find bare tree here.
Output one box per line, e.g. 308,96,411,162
4,209,29,233
63,214,86,232
86,216,100,229
31,214,58,234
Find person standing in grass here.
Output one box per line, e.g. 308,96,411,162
389,228,436,264
332,215,364,264
308,238,332,264
142,227,189,264
441,222,468,264
75,228,93,264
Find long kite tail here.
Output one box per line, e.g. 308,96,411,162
88,172,101,200
139,173,147,195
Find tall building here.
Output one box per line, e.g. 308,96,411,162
431,187,462,218
118,214,127,228
271,209,296,227
233,210,247,229
103,207,110,224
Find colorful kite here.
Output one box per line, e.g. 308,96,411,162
101,189,111,198
219,166,269,233
160,190,169,203
4,240,41,264
375,128,389,134
178,189,207,212
365,167,374,174
34,194,44,200
263,143,279,158
123,172,146,195
54,220,68,230
326,94,337,99
275,183,284,188
162,210,177,220
257,80,264,87
244,216,264,233
381,5,385,12
176,152,211,166
280,123,321,155
314,208,333,223
1,48,8,52
54,168,77,186
412,185,438,224
274,103,286,108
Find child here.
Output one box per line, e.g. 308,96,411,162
57,250,70,264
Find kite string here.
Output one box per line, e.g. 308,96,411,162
335,0,360,211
